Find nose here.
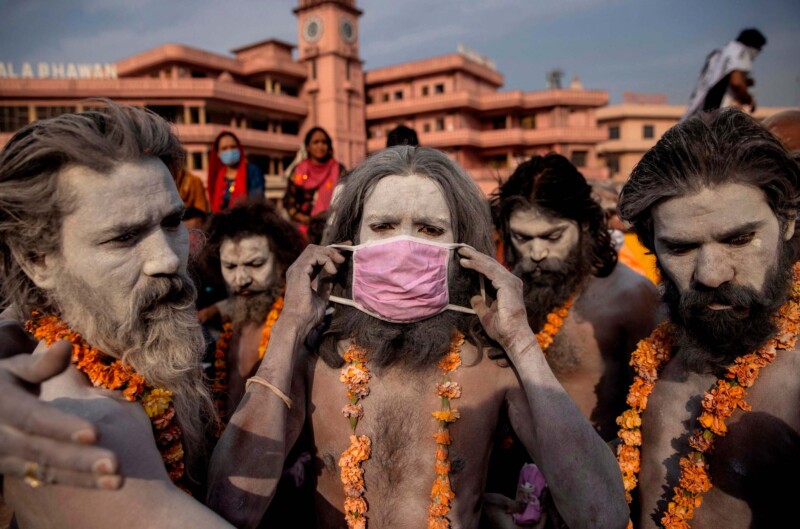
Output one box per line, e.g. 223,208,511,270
141,229,182,277
693,246,734,289
233,268,252,289
528,240,548,263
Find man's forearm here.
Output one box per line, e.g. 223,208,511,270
206,317,305,528
506,332,628,529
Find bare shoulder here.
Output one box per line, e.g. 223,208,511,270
597,262,658,302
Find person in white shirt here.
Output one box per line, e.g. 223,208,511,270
683,28,766,120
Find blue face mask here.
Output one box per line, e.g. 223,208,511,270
219,149,241,166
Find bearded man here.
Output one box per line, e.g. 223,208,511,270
616,108,800,528
207,146,628,529
0,104,233,527
199,200,305,422
493,154,660,440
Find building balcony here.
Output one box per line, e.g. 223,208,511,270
596,138,659,154
0,78,308,117
367,126,607,152
365,89,608,120
173,124,301,153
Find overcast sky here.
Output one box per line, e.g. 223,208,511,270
1,0,799,106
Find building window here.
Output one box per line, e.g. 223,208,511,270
423,123,431,133
606,156,620,175
0,106,29,133
421,85,429,96
434,83,444,94
366,94,374,104
394,90,403,101
382,93,390,103
571,150,588,168
521,114,536,130
643,124,655,139
492,116,506,130
191,152,203,171
488,155,508,169
608,125,620,140
311,59,317,80
35,106,76,121
435,117,445,131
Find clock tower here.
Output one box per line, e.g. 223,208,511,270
295,0,366,169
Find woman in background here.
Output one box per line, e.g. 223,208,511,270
208,130,265,212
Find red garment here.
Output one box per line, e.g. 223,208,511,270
208,130,247,212
293,157,340,216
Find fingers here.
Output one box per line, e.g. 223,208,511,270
0,456,122,489
459,247,522,292
0,340,72,385
0,424,117,474
0,374,98,444
288,245,345,282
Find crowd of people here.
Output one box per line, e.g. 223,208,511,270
0,35,799,529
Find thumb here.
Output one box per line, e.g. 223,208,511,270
1,340,73,385
470,295,489,317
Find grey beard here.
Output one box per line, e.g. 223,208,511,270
230,285,281,331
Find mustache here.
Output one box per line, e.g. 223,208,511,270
131,273,197,317
677,282,765,321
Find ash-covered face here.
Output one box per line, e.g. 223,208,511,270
653,183,793,301
653,182,796,364
358,174,453,244
508,206,580,276
220,235,277,297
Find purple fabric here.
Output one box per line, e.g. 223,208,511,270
512,463,547,525
352,238,450,322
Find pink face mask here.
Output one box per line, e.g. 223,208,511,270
328,235,479,323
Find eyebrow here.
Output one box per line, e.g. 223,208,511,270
97,205,185,240
510,224,568,238
363,214,450,226
656,220,763,247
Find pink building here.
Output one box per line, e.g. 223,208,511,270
0,0,612,196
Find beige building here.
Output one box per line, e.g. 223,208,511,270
597,93,793,184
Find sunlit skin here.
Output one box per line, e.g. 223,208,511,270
307,130,331,163
208,173,629,529
637,182,800,529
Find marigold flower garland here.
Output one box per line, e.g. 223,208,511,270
26,312,190,492
535,297,574,352
615,262,800,529
429,332,464,529
338,332,465,529
212,296,284,424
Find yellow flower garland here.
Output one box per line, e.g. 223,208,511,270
25,312,190,492
615,262,800,529
212,296,284,426
338,332,465,529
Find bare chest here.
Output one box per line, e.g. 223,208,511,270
637,354,800,528
308,359,507,527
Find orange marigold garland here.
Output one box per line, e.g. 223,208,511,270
339,342,372,528
26,312,190,491
337,332,465,529
428,331,464,529
212,296,284,425
615,262,800,529
535,297,574,352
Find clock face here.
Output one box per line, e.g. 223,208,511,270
303,16,323,43
340,18,356,43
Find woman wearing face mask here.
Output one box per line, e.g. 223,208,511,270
282,126,346,229
208,130,266,212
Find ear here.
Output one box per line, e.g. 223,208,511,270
784,213,797,241
10,246,60,290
